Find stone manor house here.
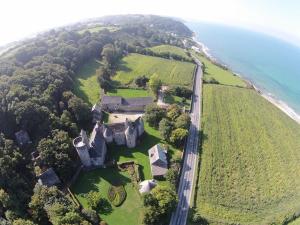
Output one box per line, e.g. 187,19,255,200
73,117,144,168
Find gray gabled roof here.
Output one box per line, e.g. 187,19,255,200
101,96,122,105
148,144,168,177
122,97,153,106
15,130,31,145
38,168,61,187
101,96,153,107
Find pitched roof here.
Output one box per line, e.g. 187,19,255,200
15,130,31,145
101,96,122,105
91,104,102,112
139,179,157,193
89,124,106,158
122,97,153,106
38,168,61,187
101,95,153,107
148,144,168,177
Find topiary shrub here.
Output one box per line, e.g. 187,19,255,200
107,185,126,207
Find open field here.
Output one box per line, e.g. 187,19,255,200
107,122,182,180
197,84,300,224
149,44,190,60
289,218,300,225
73,59,101,105
71,168,143,225
78,25,119,34
192,52,247,87
107,88,152,98
113,53,196,87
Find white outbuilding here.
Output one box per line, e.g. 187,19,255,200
139,179,157,194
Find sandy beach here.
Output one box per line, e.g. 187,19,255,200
192,37,300,125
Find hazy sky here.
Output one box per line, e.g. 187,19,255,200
1,0,300,46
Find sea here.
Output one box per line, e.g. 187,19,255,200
187,22,300,116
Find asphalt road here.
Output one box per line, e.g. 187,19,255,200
169,58,202,225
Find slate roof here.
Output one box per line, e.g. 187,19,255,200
101,96,122,105
122,97,153,106
15,130,31,146
89,124,106,158
101,96,153,107
148,144,168,177
38,168,61,187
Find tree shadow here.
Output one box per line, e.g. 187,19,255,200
117,60,132,73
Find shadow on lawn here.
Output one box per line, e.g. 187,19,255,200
117,60,132,73
73,167,131,195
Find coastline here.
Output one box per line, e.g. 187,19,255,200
191,36,300,125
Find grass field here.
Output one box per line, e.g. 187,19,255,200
113,53,195,87
197,84,300,224
73,59,101,105
192,52,247,87
107,88,152,98
149,44,190,60
289,218,300,225
71,168,143,225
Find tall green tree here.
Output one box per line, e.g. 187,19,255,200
170,128,188,147
143,186,177,225
145,104,166,128
149,74,162,98
159,118,173,141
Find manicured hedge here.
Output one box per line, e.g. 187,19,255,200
107,185,127,207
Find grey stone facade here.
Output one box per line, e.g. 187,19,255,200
73,122,107,167
103,117,144,148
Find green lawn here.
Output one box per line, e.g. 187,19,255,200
73,59,102,105
107,88,152,98
164,95,191,111
192,52,247,87
71,168,143,225
149,44,190,60
289,218,300,225
113,53,196,87
107,122,182,180
197,84,300,224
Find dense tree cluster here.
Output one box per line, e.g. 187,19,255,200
142,186,177,225
29,185,95,225
145,104,190,147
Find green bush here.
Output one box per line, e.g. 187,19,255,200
107,185,127,207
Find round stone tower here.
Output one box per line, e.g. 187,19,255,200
125,123,137,148
137,117,144,136
103,125,113,143
73,131,91,167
